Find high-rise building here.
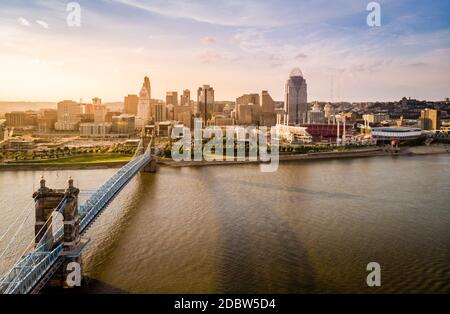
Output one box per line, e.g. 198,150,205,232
166,103,175,120
124,94,139,115
285,68,307,125
236,93,260,125
261,91,275,113
260,90,276,126
174,106,192,127
166,91,178,106
420,108,440,130
237,104,258,125
136,83,151,129
180,89,190,106
236,93,260,107
144,76,151,99
55,100,82,131
94,105,107,124
197,85,215,124
152,102,166,123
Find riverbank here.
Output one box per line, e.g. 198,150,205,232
0,154,132,171
159,144,450,168
0,161,129,171
158,147,386,168
1,145,448,171
402,145,450,155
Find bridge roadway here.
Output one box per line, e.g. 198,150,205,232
0,145,152,294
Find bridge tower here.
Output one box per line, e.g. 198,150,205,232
33,177,86,289
59,177,86,288
33,177,65,248
141,125,158,173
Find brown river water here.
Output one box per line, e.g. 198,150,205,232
0,154,449,293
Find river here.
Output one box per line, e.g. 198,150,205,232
0,155,449,293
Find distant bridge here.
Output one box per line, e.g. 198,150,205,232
0,127,156,294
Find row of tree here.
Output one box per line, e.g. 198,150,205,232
0,145,136,162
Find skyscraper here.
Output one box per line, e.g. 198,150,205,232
124,94,139,115
166,91,178,106
152,102,166,123
260,90,276,126
197,85,214,124
180,89,190,106
94,105,107,124
420,108,441,130
55,100,82,131
136,83,150,129
285,68,307,125
144,76,151,99
236,93,260,125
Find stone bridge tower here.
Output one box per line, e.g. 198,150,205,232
33,177,65,248
141,125,158,173
33,177,87,289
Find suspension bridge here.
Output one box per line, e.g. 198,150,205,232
0,127,156,294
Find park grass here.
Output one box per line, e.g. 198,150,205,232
9,154,132,164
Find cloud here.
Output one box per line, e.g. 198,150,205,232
197,50,240,64
110,0,294,27
295,52,308,59
36,20,49,29
202,36,216,44
18,17,31,27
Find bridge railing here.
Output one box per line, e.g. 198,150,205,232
0,244,62,294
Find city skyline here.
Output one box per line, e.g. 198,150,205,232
0,0,449,103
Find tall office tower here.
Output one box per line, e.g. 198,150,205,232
237,103,258,125
197,85,214,124
261,90,275,113
260,90,276,126
124,94,139,115
285,68,307,125
152,102,167,123
180,89,190,106
136,84,151,129
236,93,261,125
236,93,260,106
94,105,108,124
144,76,151,99
166,91,178,106
420,108,441,130
92,97,102,106
55,100,82,131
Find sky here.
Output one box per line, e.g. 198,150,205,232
0,0,449,103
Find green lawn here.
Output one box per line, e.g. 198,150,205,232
10,154,132,164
